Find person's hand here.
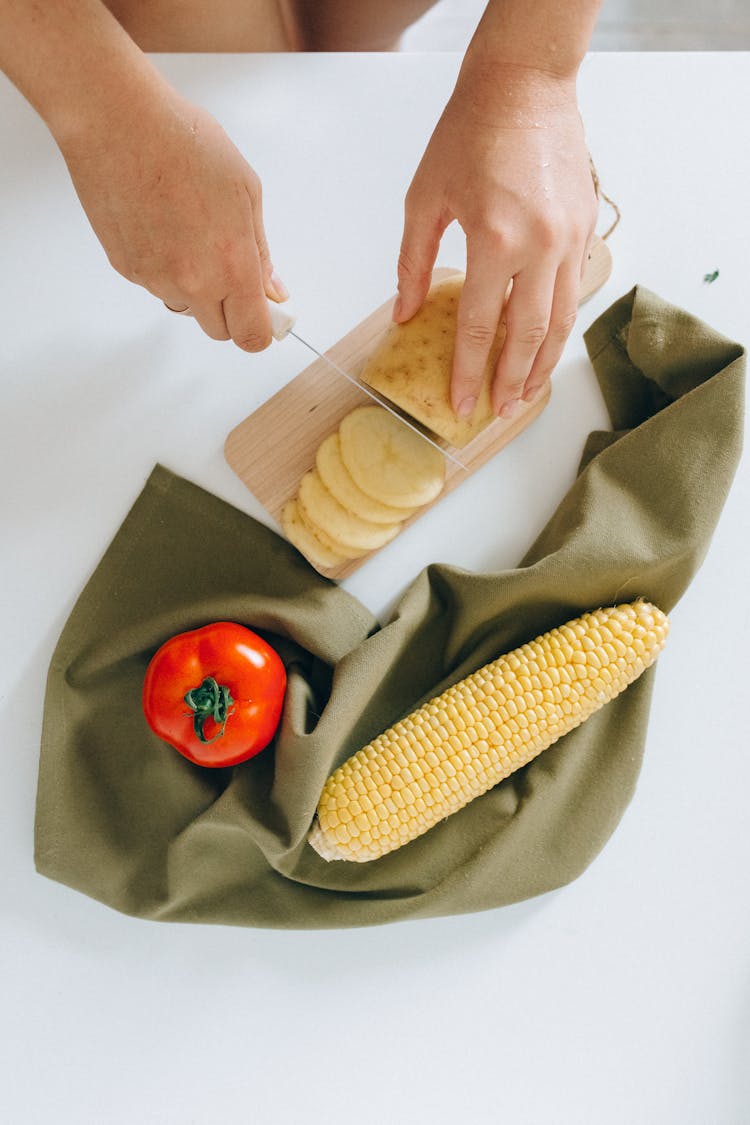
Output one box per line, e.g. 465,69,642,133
394,63,597,419
59,87,286,350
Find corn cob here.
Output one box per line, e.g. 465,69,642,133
308,601,669,863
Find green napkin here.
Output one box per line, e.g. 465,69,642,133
35,287,745,929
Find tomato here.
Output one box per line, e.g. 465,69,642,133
142,622,286,768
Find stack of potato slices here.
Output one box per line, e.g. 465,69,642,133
281,405,445,570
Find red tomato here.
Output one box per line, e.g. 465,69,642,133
142,622,286,767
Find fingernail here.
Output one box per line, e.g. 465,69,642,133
499,398,521,419
270,270,289,301
393,295,404,321
457,395,477,419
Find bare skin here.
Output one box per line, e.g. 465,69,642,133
0,0,600,412
281,0,442,52
102,0,441,52
396,70,598,417
103,0,295,52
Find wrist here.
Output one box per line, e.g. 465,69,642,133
457,0,599,108
453,51,579,128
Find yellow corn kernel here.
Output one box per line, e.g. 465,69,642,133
308,601,669,863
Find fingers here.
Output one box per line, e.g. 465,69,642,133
448,220,579,421
160,285,230,340
162,179,283,353
187,299,231,342
449,246,585,421
394,186,447,323
520,261,581,404
489,264,556,416
451,240,511,418
489,257,583,416
221,193,273,352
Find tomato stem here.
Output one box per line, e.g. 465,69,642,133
184,677,234,744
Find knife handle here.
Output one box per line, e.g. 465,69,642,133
267,297,296,341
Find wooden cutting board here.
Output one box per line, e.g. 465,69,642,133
225,236,612,579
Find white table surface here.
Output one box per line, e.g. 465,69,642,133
1,51,748,1125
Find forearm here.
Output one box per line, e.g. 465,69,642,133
0,0,172,145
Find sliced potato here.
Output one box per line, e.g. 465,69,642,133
281,500,350,570
360,274,509,448
298,468,402,552
316,432,418,525
338,405,445,509
295,498,370,561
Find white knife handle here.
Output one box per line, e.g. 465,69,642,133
267,297,296,341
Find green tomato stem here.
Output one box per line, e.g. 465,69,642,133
184,677,234,744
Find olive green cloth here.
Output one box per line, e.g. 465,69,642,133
35,287,745,929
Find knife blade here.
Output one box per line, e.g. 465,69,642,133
267,298,466,470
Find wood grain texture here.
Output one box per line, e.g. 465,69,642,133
225,235,612,579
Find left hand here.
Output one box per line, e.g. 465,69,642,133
394,63,598,420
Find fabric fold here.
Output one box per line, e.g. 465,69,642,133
35,286,745,928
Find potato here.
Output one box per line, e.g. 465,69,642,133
297,468,402,552
338,406,445,509
283,398,448,571
360,274,508,448
281,500,351,569
315,432,418,524
296,500,371,561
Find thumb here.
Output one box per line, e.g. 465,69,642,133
394,194,446,323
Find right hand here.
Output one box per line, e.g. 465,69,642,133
59,89,285,350
394,62,597,419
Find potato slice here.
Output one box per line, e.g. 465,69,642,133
295,499,370,561
316,432,418,525
360,274,508,448
338,405,445,509
298,468,402,552
281,500,350,570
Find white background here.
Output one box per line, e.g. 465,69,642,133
1,53,748,1124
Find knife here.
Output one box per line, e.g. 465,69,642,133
266,298,466,470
